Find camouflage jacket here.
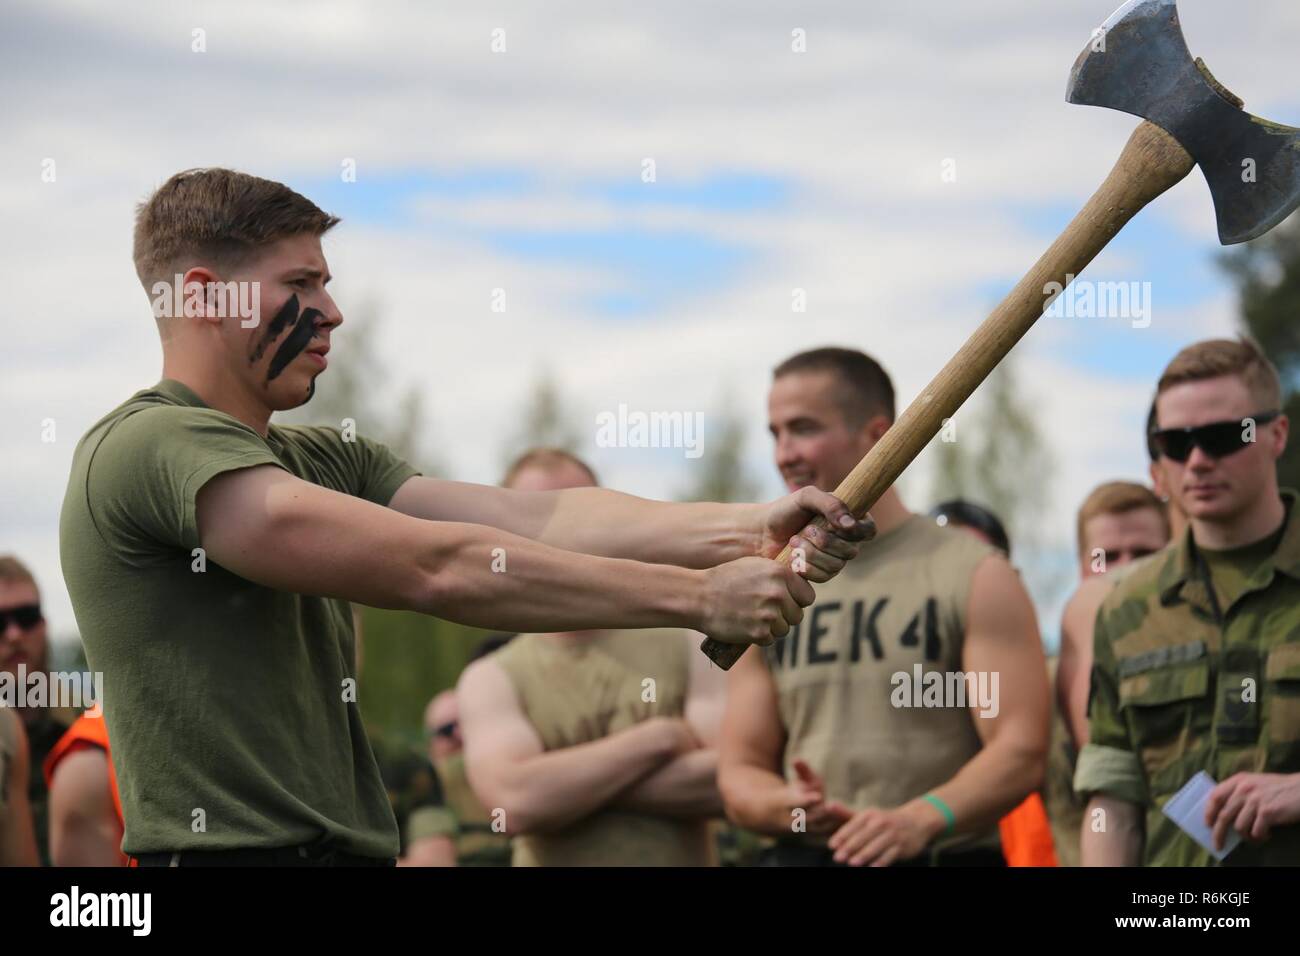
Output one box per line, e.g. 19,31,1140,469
1075,490,1300,866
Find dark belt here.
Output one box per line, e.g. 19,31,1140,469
132,844,396,867
759,841,1006,868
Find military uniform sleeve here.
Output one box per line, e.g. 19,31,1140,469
1074,601,1147,805
86,406,283,561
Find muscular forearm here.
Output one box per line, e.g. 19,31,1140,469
615,750,723,819
493,723,677,834
392,479,761,569
719,763,793,835
415,521,704,634
921,735,1046,837
1081,795,1143,866
539,489,761,568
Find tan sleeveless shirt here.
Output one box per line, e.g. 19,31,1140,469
762,515,1000,851
494,628,715,866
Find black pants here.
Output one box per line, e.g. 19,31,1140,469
759,841,1006,868
132,845,396,867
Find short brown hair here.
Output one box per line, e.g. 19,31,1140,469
132,168,340,289
502,448,598,488
1156,337,1282,414
0,556,38,591
773,347,896,428
1076,482,1169,557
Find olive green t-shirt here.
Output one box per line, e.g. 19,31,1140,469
59,379,418,857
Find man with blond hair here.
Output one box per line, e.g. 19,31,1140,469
1050,482,1171,865
1078,338,1300,866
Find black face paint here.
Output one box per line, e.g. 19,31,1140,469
250,294,301,365
266,305,324,382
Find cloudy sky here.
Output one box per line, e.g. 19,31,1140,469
4,0,1297,646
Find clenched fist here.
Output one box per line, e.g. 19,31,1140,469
699,555,815,646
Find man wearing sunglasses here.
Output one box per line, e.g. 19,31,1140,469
1078,338,1300,866
0,556,71,865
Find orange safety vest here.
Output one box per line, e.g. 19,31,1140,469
998,792,1059,867
42,713,128,866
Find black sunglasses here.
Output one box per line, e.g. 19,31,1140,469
427,721,459,740
1150,411,1279,463
0,603,42,631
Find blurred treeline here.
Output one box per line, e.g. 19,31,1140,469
1219,213,1300,490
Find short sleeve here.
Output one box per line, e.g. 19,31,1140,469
351,434,418,506
1073,602,1146,805
86,406,283,560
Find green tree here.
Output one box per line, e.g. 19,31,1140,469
927,357,1055,551
675,397,759,503
1218,214,1300,488
501,368,581,469
924,357,1069,646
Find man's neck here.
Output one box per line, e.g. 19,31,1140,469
160,356,272,436
843,485,911,537
1190,487,1287,551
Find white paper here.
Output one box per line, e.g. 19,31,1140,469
1160,770,1241,861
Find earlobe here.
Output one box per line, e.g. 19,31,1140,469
180,267,222,323
868,414,892,445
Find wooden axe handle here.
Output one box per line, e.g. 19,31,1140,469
700,120,1194,670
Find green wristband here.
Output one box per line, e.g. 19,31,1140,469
922,793,956,835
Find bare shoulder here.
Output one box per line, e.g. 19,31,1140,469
457,654,510,703
1063,574,1113,631
969,550,1029,599
50,747,113,806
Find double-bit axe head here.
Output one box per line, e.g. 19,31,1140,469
1067,0,1300,244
